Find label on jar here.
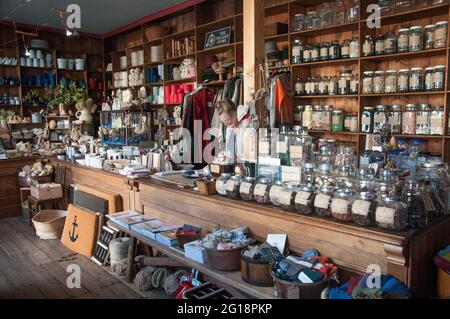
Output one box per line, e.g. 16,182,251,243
314,194,331,209
282,166,301,183
259,141,270,155
290,146,303,159
216,180,226,194
375,42,384,52
363,43,373,55
276,141,287,153
328,80,336,92
398,76,409,88
344,117,350,129
318,81,327,92
303,112,312,128
435,28,447,42
295,191,311,205
331,198,350,215
254,184,268,197
350,80,358,92
352,200,371,217
311,49,319,59
433,72,444,87
362,116,370,126
303,50,311,60
341,46,349,56
294,113,302,122
416,115,428,125
240,182,252,195
409,34,421,47
210,164,220,174
430,117,443,135
320,47,328,57
374,113,385,124
332,115,341,125
398,37,409,48
375,206,395,225
403,113,415,126
279,191,294,206
269,185,283,200
292,47,301,57
226,179,237,192
389,115,401,125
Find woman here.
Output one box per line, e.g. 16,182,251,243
216,99,239,128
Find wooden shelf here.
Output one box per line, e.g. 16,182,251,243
145,82,163,86
0,85,20,88
164,77,196,84
292,57,359,67
0,104,20,107
162,29,195,40
20,66,56,71
143,38,163,46
308,130,358,136
290,21,359,37
164,53,196,63
196,15,235,30
144,62,163,66
360,133,444,139
0,64,19,68
294,94,359,99
197,43,237,54
360,48,447,62
360,91,446,97
264,34,289,41
57,68,85,73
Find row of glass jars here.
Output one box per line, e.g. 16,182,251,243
361,104,445,135
295,70,359,96
362,66,445,94
292,38,359,64
294,105,359,133
377,0,447,14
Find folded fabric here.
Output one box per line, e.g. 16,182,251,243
298,268,324,284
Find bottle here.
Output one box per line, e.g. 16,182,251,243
333,0,345,25
277,125,290,166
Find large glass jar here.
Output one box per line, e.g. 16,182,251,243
433,65,445,91
394,0,413,12
388,104,402,134
329,40,341,59
338,70,351,95
318,77,328,95
240,177,256,201
363,35,375,57
269,180,284,206
375,196,408,230
216,173,231,196
402,104,417,134
409,26,424,52
409,67,424,92
346,112,358,133
361,106,375,133
259,128,271,156
398,28,410,52
332,110,344,132
279,182,300,211
375,35,385,55
348,0,359,22
352,192,378,227
322,105,333,130
254,177,273,204
350,75,359,94
295,77,305,96
416,161,449,217
384,32,397,54
226,175,242,199
424,24,435,49
293,13,305,32
293,105,303,123
384,70,397,93
303,45,312,63
290,132,312,166
320,2,333,28
362,71,374,94
302,163,315,185
315,163,335,187
416,104,431,135
307,11,320,29
333,0,345,25
311,105,323,130
373,71,385,94
398,69,410,92
424,67,435,91
328,76,338,95
331,189,354,222
314,185,334,217
357,168,377,193
335,165,356,188
374,105,388,134
434,21,448,48
295,184,316,215
320,42,330,61
277,125,291,166
341,40,350,59
377,168,403,199
292,39,303,65
311,43,320,62
403,178,428,229
302,105,313,129
430,105,444,135
349,37,359,58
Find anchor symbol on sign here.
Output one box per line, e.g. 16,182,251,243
69,216,79,243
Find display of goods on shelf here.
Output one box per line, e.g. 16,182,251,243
20,50,53,68
145,25,170,41
291,38,359,64
2,93,20,105
295,70,359,96
0,75,20,86
166,37,195,59
21,72,56,88
57,57,85,71
164,84,194,105
0,56,18,66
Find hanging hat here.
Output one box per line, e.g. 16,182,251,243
265,41,280,55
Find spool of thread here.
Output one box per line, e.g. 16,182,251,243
137,50,144,65
120,56,127,69
131,52,138,67
151,45,163,63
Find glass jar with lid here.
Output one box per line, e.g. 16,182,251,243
216,173,231,196
394,0,413,12
292,39,303,65
309,11,320,29
416,104,431,135
433,65,445,91
269,180,284,206
361,106,375,133
335,165,356,188
293,105,303,123
352,192,378,227
434,21,448,48
295,77,305,96
384,32,397,54
320,2,333,28
322,105,333,130
302,105,313,129
384,70,397,93
290,131,313,166
375,35,385,55
315,163,335,187
293,13,305,32
341,40,350,59
311,43,320,62
329,40,341,59
403,178,428,229
402,104,417,134
295,184,316,215
374,105,388,134
332,110,344,132
362,71,374,94
409,67,424,92
303,45,312,63
240,177,256,201
277,125,291,166
375,195,408,230
316,145,336,166
373,71,385,94
302,163,316,185
258,128,271,156
388,104,402,134
430,105,444,135
409,26,424,52
304,77,313,95
398,69,410,92
424,24,435,49
320,42,330,61
338,70,352,95
357,168,377,193
349,37,359,58
346,112,358,133
314,185,334,217
311,105,323,130
377,168,403,199
279,182,300,211
254,177,273,204
348,0,359,22
328,76,338,95
363,35,375,57
318,77,328,95
226,175,242,199
424,67,435,91
398,28,410,52
331,189,354,222
350,75,359,94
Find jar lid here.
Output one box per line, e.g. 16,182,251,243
340,69,352,74
411,67,423,71
274,180,284,186
399,68,410,72
419,103,430,110
410,26,422,30
301,184,315,192
379,168,399,179
399,28,410,32
304,162,315,169
336,188,352,197
304,105,313,110
436,21,449,26
258,177,274,184
244,176,256,183
323,105,333,110
333,110,343,114
285,182,300,189
434,65,445,69
432,105,444,111
374,70,385,74
385,70,397,74
425,67,435,71
359,167,375,177
364,106,374,110
375,104,386,110
320,145,333,155
420,160,445,169
307,11,317,14
358,192,376,200
319,163,333,171
425,24,436,29
230,175,241,181
220,173,232,178
364,71,374,75
405,103,417,108
295,105,304,111
295,13,305,17
364,35,373,39
314,105,322,110
390,104,401,111
319,185,334,194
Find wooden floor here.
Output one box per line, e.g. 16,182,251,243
0,217,166,299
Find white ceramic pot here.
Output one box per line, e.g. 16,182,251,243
39,59,45,68
131,52,138,67
36,50,43,59
33,58,39,67
67,59,74,70
26,57,32,67
29,49,35,59
57,58,67,69
20,57,26,66
75,58,85,70
120,56,127,69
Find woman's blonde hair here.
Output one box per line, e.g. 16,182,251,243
216,99,237,116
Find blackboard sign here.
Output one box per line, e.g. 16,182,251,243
204,26,232,49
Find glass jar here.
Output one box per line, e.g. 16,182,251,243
424,24,435,49
416,104,431,135
311,105,323,130
363,35,375,57
302,163,316,185
328,76,338,95
378,0,392,13
332,110,344,132
302,105,313,129
373,71,385,94
293,13,305,32
303,45,312,63
292,39,303,65
434,21,448,48
341,40,350,59
259,129,271,156
361,106,374,133
333,0,345,25
254,177,273,204
409,26,424,52
216,173,231,196
402,104,417,135
311,43,320,62
314,185,334,217
290,132,313,166
375,35,385,55
295,184,316,215
375,196,408,230
374,104,388,134
345,112,358,133
320,2,333,28
318,77,328,95
384,32,397,54
352,192,378,227
416,160,448,217
348,0,359,22
398,69,410,92
388,104,402,134
226,175,242,199
409,67,424,92
331,189,354,222
320,42,330,61
329,40,341,59
293,105,303,123
357,168,377,193
430,105,444,136
384,70,397,93
305,77,314,95
240,177,256,201
269,181,284,206
279,182,300,211
309,11,320,29
315,163,335,187
377,168,403,199
349,37,359,58
322,104,333,131
350,75,359,94
335,146,357,166
362,71,374,94
424,67,435,91
294,77,305,95
403,178,427,229
338,70,351,95
398,28,410,52
433,65,445,91
277,125,291,166
394,0,413,12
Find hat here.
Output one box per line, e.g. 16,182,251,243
206,54,219,67
265,41,280,55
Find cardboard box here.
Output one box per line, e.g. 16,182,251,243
184,240,208,264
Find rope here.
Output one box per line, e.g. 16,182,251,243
164,270,185,296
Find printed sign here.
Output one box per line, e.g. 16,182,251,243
204,26,232,49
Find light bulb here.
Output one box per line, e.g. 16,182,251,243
25,50,30,56
66,29,72,36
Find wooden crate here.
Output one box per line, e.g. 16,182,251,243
30,183,63,201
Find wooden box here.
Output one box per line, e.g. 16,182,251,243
30,183,63,200
264,22,288,37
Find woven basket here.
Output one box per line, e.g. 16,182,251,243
32,210,67,240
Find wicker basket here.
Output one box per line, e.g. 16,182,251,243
145,25,169,41
18,175,53,188
32,210,67,240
